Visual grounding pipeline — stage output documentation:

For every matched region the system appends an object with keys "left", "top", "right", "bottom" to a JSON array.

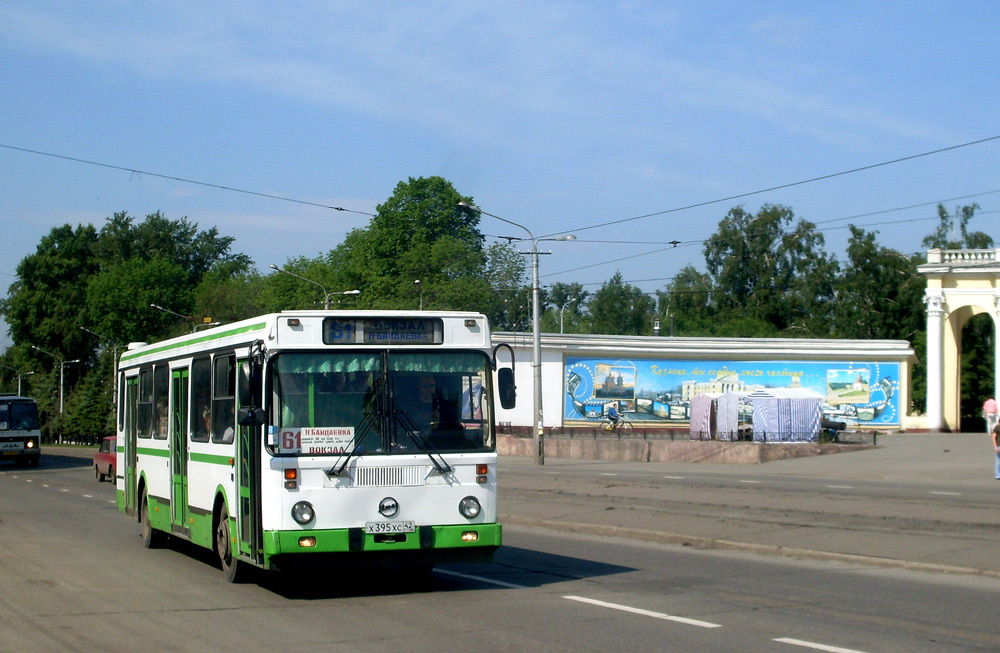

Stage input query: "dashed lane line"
[
  {"left": 563, "top": 595, "right": 722, "bottom": 628},
  {"left": 774, "top": 636, "right": 869, "bottom": 652}
]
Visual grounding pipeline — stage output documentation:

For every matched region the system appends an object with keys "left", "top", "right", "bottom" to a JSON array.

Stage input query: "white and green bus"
[{"left": 115, "top": 311, "right": 516, "bottom": 582}]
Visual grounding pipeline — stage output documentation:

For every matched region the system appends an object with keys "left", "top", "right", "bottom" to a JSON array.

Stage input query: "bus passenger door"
[
  {"left": 237, "top": 360, "right": 261, "bottom": 562},
  {"left": 124, "top": 376, "right": 138, "bottom": 516},
  {"left": 170, "top": 368, "right": 190, "bottom": 532}
]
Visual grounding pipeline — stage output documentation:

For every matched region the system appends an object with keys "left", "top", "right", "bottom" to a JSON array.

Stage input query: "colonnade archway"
[{"left": 919, "top": 248, "right": 1000, "bottom": 431}]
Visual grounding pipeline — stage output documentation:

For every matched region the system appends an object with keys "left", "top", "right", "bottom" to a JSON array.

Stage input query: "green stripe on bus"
[
  {"left": 136, "top": 447, "right": 169, "bottom": 458},
  {"left": 119, "top": 322, "right": 268, "bottom": 362},
  {"left": 189, "top": 452, "right": 234, "bottom": 466}
]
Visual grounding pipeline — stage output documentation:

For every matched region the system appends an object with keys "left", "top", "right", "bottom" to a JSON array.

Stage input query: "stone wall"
[{"left": 498, "top": 434, "right": 872, "bottom": 464}]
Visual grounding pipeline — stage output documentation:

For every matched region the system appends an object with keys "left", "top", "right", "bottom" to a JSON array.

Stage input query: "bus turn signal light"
[{"left": 284, "top": 468, "right": 298, "bottom": 489}]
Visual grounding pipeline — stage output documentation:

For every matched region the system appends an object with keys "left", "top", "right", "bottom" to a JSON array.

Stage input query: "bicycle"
[{"left": 601, "top": 415, "right": 633, "bottom": 432}]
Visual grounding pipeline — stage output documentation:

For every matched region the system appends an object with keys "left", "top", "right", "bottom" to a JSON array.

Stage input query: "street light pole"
[
  {"left": 31, "top": 345, "right": 80, "bottom": 443},
  {"left": 80, "top": 326, "right": 120, "bottom": 409},
  {"left": 458, "top": 202, "right": 576, "bottom": 465},
  {"left": 559, "top": 297, "right": 577, "bottom": 334},
  {"left": 149, "top": 303, "right": 198, "bottom": 332},
  {"left": 0, "top": 364, "right": 34, "bottom": 396},
  {"left": 270, "top": 264, "right": 360, "bottom": 309}
]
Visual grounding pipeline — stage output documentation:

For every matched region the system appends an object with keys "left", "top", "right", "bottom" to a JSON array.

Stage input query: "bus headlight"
[
  {"left": 291, "top": 501, "right": 315, "bottom": 525},
  {"left": 458, "top": 496, "right": 481, "bottom": 519}
]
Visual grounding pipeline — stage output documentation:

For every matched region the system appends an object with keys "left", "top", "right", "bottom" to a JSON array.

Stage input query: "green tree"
[
  {"left": 270, "top": 176, "right": 528, "bottom": 329},
  {"left": 542, "top": 282, "right": 587, "bottom": 333},
  {"left": 2, "top": 224, "right": 100, "bottom": 362},
  {"left": 921, "top": 204, "right": 994, "bottom": 250},
  {"left": 702, "top": 205, "right": 837, "bottom": 336},
  {"left": 659, "top": 266, "right": 715, "bottom": 336},
  {"left": 832, "top": 226, "right": 924, "bottom": 340},
  {"left": 325, "top": 177, "right": 482, "bottom": 304},
  {"left": 588, "top": 272, "right": 655, "bottom": 335}
]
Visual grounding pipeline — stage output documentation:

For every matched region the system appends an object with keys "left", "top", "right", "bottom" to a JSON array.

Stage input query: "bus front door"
[
  {"left": 124, "top": 377, "right": 138, "bottom": 516},
  {"left": 170, "top": 368, "right": 190, "bottom": 533}
]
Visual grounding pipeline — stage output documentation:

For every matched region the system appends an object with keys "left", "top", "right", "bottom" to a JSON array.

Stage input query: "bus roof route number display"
[{"left": 323, "top": 318, "right": 442, "bottom": 345}]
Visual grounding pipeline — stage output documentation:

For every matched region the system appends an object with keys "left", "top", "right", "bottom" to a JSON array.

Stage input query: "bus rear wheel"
[{"left": 216, "top": 505, "right": 249, "bottom": 583}]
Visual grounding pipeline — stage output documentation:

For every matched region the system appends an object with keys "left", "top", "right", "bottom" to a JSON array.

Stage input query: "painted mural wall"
[{"left": 564, "top": 357, "right": 901, "bottom": 427}]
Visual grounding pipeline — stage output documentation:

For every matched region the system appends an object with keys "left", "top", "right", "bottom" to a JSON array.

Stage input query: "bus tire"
[
  {"left": 216, "top": 505, "right": 249, "bottom": 583},
  {"left": 141, "top": 492, "right": 164, "bottom": 549}
]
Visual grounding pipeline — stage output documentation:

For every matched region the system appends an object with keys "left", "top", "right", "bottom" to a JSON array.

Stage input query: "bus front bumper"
[{"left": 262, "top": 523, "right": 501, "bottom": 570}]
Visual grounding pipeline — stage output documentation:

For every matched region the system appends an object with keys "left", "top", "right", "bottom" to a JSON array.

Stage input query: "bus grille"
[{"left": 353, "top": 466, "right": 424, "bottom": 487}]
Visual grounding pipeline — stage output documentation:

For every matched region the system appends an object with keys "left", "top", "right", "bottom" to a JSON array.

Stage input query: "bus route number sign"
[
  {"left": 323, "top": 318, "right": 443, "bottom": 345},
  {"left": 280, "top": 427, "right": 355, "bottom": 454}
]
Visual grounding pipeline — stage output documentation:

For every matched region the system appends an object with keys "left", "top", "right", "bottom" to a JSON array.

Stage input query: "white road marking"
[
  {"left": 82, "top": 494, "right": 93, "bottom": 498},
  {"left": 930, "top": 491, "right": 961, "bottom": 496},
  {"left": 774, "top": 636, "right": 869, "bottom": 652},
  {"left": 739, "top": 480, "right": 761, "bottom": 484},
  {"left": 600, "top": 473, "right": 618, "bottom": 477},
  {"left": 826, "top": 485, "right": 853, "bottom": 489},
  {"left": 434, "top": 568, "right": 528, "bottom": 590},
  {"left": 663, "top": 475, "right": 685, "bottom": 479},
  {"left": 563, "top": 595, "right": 721, "bottom": 628}
]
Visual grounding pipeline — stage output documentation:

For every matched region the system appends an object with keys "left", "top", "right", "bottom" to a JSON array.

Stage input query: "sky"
[{"left": 1, "top": 2, "right": 998, "bottom": 348}]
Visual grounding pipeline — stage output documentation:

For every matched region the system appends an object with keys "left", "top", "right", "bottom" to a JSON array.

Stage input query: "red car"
[{"left": 93, "top": 436, "right": 116, "bottom": 482}]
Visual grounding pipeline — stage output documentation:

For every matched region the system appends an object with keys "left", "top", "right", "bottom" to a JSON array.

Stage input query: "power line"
[
  {"left": 546, "top": 196, "right": 997, "bottom": 281},
  {"left": 541, "top": 134, "right": 1000, "bottom": 239},
  {"left": 0, "top": 143, "right": 376, "bottom": 216}
]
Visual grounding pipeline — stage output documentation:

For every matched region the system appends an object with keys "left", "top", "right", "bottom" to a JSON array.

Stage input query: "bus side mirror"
[
  {"left": 238, "top": 407, "right": 265, "bottom": 427},
  {"left": 497, "top": 367, "right": 516, "bottom": 410},
  {"left": 238, "top": 343, "right": 265, "bottom": 427}
]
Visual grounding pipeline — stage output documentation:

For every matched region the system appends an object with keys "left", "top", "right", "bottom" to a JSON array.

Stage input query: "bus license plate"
[{"left": 365, "top": 521, "right": 416, "bottom": 534}]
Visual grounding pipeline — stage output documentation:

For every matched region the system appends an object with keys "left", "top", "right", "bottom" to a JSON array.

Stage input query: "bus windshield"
[
  {"left": 269, "top": 351, "right": 493, "bottom": 456},
  {"left": 0, "top": 400, "right": 40, "bottom": 431}
]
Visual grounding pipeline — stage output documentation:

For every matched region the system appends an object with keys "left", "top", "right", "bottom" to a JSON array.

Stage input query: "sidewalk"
[{"left": 498, "top": 432, "right": 1000, "bottom": 577}]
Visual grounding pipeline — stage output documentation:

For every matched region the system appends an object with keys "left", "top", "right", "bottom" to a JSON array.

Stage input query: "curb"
[{"left": 500, "top": 514, "right": 1000, "bottom": 580}]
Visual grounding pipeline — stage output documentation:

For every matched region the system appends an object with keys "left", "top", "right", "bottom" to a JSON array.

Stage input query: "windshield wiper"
[
  {"left": 326, "top": 409, "right": 380, "bottom": 477},
  {"left": 392, "top": 410, "right": 452, "bottom": 474}
]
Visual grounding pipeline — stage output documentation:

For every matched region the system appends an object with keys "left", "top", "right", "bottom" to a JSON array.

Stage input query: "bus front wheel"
[
  {"left": 216, "top": 505, "right": 249, "bottom": 583},
  {"left": 141, "top": 492, "right": 164, "bottom": 549}
]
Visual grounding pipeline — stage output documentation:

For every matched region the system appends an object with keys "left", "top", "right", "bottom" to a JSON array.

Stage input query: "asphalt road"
[
  {"left": 499, "top": 432, "right": 1000, "bottom": 576},
  {"left": 2, "top": 436, "right": 999, "bottom": 652}
]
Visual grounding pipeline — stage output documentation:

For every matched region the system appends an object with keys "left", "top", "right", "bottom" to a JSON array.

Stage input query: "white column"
[
  {"left": 994, "top": 295, "right": 1000, "bottom": 408},
  {"left": 924, "top": 293, "right": 946, "bottom": 431}
]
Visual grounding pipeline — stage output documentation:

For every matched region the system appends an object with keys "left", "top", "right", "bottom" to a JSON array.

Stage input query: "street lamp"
[
  {"left": 458, "top": 201, "right": 576, "bottom": 465},
  {"left": 559, "top": 297, "right": 577, "bottom": 334},
  {"left": 414, "top": 279, "right": 423, "bottom": 310},
  {"left": 30, "top": 345, "right": 81, "bottom": 442},
  {"left": 269, "top": 264, "right": 361, "bottom": 309},
  {"left": 0, "top": 364, "right": 34, "bottom": 396},
  {"left": 80, "top": 326, "right": 120, "bottom": 408},
  {"left": 150, "top": 303, "right": 194, "bottom": 332},
  {"left": 150, "top": 304, "right": 221, "bottom": 333}
]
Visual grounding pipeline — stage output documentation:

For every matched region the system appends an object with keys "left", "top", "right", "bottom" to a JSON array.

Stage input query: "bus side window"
[
  {"left": 137, "top": 368, "right": 153, "bottom": 439},
  {"left": 153, "top": 365, "right": 169, "bottom": 440},
  {"left": 212, "top": 354, "right": 236, "bottom": 444},
  {"left": 190, "top": 357, "right": 211, "bottom": 443}
]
